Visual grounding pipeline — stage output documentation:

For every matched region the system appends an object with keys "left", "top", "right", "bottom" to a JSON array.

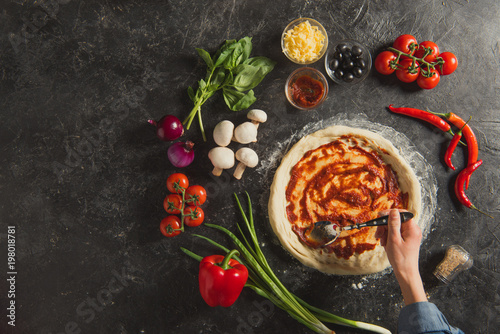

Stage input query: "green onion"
[{"left": 181, "top": 192, "right": 391, "bottom": 334}]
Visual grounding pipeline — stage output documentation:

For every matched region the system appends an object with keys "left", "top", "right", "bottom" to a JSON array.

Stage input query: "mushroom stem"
[
  {"left": 251, "top": 120, "right": 260, "bottom": 129},
  {"left": 233, "top": 162, "right": 247, "bottom": 179},
  {"left": 212, "top": 167, "right": 223, "bottom": 176}
]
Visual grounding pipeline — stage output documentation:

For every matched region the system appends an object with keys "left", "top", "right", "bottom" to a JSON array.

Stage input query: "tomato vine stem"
[{"left": 387, "top": 46, "right": 442, "bottom": 78}]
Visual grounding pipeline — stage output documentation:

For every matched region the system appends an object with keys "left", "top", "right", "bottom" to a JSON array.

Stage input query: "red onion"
[
  {"left": 148, "top": 115, "right": 184, "bottom": 141},
  {"left": 168, "top": 141, "right": 195, "bottom": 167}
]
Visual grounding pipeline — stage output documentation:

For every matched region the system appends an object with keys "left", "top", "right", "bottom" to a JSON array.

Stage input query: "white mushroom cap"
[
  {"left": 213, "top": 120, "right": 234, "bottom": 147},
  {"left": 247, "top": 109, "right": 267, "bottom": 128},
  {"left": 233, "top": 122, "right": 257, "bottom": 144},
  {"left": 208, "top": 147, "right": 235, "bottom": 176},
  {"left": 233, "top": 147, "right": 259, "bottom": 180}
]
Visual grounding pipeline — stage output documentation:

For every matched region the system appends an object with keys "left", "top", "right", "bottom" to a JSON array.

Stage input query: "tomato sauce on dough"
[{"left": 285, "top": 135, "right": 408, "bottom": 259}]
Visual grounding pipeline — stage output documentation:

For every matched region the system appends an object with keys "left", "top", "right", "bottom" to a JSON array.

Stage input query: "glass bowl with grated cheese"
[{"left": 282, "top": 18, "right": 328, "bottom": 65}]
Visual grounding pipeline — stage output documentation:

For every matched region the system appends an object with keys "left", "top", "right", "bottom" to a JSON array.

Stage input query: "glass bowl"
[
  {"left": 285, "top": 67, "right": 329, "bottom": 110},
  {"left": 324, "top": 39, "right": 372, "bottom": 85},
  {"left": 281, "top": 18, "right": 328, "bottom": 65}
]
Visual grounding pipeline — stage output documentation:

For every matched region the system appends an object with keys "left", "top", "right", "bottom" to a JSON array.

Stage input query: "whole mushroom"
[
  {"left": 247, "top": 109, "right": 267, "bottom": 129},
  {"left": 233, "top": 147, "right": 259, "bottom": 179},
  {"left": 213, "top": 120, "right": 234, "bottom": 147},
  {"left": 208, "top": 147, "right": 235, "bottom": 176},
  {"left": 233, "top": 122, "right": 257, "bottom": 144}
]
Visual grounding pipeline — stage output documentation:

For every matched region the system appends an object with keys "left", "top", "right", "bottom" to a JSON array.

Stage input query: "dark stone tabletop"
[{"left": 1, "top": 1, "right": 499, "bottom": 333}]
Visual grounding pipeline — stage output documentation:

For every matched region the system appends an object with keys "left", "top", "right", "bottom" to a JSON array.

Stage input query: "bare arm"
[{"left": 375, "top": 209, "right": 427, "bottom": 305}]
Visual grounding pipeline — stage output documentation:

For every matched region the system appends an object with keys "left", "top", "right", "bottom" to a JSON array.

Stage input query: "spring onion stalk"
[{"left": 181, "top": 192, "right": 391, "bottom": 334}]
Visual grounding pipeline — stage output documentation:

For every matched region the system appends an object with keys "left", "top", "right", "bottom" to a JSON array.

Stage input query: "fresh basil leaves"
[{"left": 183, "top": 37, "right": 276, "bottom": 141}]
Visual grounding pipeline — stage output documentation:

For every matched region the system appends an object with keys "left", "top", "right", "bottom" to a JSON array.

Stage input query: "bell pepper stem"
[{"left": 220, "top": 249, "right": 240, "bottom": 270}]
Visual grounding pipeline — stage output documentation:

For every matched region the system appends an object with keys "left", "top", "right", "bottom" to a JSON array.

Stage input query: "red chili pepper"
[
  {"left": 454, "top": 160, "right": 493, "bottom": 218},
  {"left": 428, "top": 111, "right": 478, "bottom": 189},
  {"left": 388, "top": 105, "right": 454, "bottom": 135},
  {"left": 444, "top": 117, "right": 471, "bottom": 171},
  {"left": 199, "top": 249, "right": 248, "bottom": 307}
]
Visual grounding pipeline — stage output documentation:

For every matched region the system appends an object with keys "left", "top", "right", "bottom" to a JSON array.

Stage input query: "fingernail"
[{"left": 389, "top": 209, "right": 399, "bottom": 219}]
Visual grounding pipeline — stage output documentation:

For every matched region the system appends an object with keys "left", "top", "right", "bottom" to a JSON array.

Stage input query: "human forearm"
[{"left": 394, "top": 269, "right": 427, "bottom": 305}]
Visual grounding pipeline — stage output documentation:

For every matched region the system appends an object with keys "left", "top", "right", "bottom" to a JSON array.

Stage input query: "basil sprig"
[{"left": 183, "top": 37, "right": 276, "bottom": 141}]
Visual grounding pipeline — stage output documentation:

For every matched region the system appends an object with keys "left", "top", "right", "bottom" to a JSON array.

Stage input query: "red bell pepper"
[{"left": 199, "top": 249, "right": 248, "bottom": 307}]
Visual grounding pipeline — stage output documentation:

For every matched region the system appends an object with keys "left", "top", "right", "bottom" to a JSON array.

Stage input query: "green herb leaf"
[
  {"left": 227, "top": 42, "right": 243, "bottom": 69},
  {"left": 198, "top": 79, "right": 207, "bottom": 90},
  {"left": 213, "top": 39, "right": 236, "bottom": 61},
  {"left": 196, "top": 48, "right": 214, "bottom": 69},
  {"left": 187, "top": 86, "right": 195, "bottom": 101},
  {"left": 244, "top": 56, "right": 277, "bottom": 74},
  {"left": 208, "top": 68, "right": 227, "bottom": 91},
  {"left": 233, "top": 63, "right": 276, "bottom": 92},
  {"left": 214, "top": 40, "right": 238, "bottom": 68},
  {"left": 238, "top": 36, "right": 253, "bottom": 64},
  {"left": 223, "top": 88, "right": 256, "bottom": 111},
  {"left": 223, "top": 70, "right": 234, "bottom": 86}
]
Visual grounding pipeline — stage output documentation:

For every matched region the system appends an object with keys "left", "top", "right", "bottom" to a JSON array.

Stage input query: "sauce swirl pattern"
[{"left": 285, "top": 135, "right": 408, "bottom": 259}]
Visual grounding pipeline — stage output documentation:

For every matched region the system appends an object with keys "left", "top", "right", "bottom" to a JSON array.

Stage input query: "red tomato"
[
  {"left": 166, "top": 173, "right": 189, "bottom": 193},
  {"left": 183, "top": 206, "right": 204, "bottom": 227},
  {"left": 437, "top": 52, "right": 458, "bottom": 75},
  {"left": 417, "top": 69, "right": 440, "bottom": 89},
  {"left": 396, "top": 59, "right": 420, "bottom": 83},
  {"left": 414, "top": 41, "right": 440, "bottom": 63},
  {"left": 374, "top": 51, "right": 398, "bottom": 75},
  {"left": 160, "top": 216, "right": 182, "bottom": 237},
  {"left": 185, "top": 185, "right": 207, "bottom": 206},
  {"left": 393, "top": 34, "right": 418, "bottom": 56},
  {"left": 163, "top": 194, "right": 182, "bottom": 214}
]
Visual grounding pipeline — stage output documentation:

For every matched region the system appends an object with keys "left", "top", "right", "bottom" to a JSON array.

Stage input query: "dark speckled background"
[{"left": 1, "top": 1, "right": 499, "bottom": 333}]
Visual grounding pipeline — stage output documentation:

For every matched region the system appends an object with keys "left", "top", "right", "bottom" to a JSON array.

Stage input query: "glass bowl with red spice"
[{"left": 285, "top": 67, "right": 329, "bottom": 110}]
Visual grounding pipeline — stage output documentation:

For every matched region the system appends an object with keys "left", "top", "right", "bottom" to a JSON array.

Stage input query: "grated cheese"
[{"left": 284, "top": 20, "right": 326, "bottom": 63}]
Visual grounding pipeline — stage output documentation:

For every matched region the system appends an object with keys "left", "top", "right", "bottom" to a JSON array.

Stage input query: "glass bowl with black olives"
[{"left": 324, "top": 40, "right": 372, "bottom": 85}]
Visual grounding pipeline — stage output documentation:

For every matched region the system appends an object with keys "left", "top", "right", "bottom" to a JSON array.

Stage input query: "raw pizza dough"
[{"left": 268, "top": 125, "right": 422, "bottom": 275}]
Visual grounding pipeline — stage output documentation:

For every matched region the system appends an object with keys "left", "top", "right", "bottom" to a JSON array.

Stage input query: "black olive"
[
  {"left": 355, "top": 58, "right": 366, "bottom": 69},
  {"left": 334, "top": 69, "right": 344, "bottom": 80},
  {"left": 352, "top": 45, "right": 363, "bottom": 57},
  {"left": 343, "top": 60, "right": 354, "bottom": 70},
  {"left": 329, "top": 58, "right": 339, "bottom": 71},
  {"left": 336, "top": 43, "right": 349, "bottom": 53},
  {"left": 333, "top": 51, "right": 344, "bottom": 62},
  {"left": 353, "top": 67, "right": 363, "bottom": 78},
  {"left": 343, "top": 72, "right": 354, "bottom": 82},
  {"left": 342, "top": 50, "right": 352, "bottom": 60}
]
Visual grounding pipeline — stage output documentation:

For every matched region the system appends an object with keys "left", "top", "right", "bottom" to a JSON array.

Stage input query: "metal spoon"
[{"left": 306, "top": 212, "right": 414, "bottom": 247}]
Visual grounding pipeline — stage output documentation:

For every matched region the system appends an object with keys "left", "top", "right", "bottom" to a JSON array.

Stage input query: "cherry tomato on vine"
[
  {"left": 166, "top": 173, "right": 189, "bottom": 193},
  {"left": 396, "top": 59, "right": 420, "bottom": 83},
  {"left": 183, "top": 206, "right": 205, "bottom": 227},
  {"left": 160, "top": 216, "right": 182, "bottom": 237},
  {"left": 393, "top": 34, "right": 418, "bottom": 57},
  {"left": 185, "top": 185, "right": 207, "bottom": 206},
  {"left": 417, "top": 69, "right": 440, "bottom": 89},
  {"left": 437, "top": 52, "right": 458, "bottom": 75},
  {"left": 374, "top": 51, "right": 398, "bottom": 75},
  {"left": 163, "top": 194, "right": 182, "bottom": 214},
  {"left": 414, "top": 41, "right": 440, "bottom": 63}
]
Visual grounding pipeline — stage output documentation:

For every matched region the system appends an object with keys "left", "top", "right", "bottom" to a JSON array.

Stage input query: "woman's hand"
[{"left": 375, "top": 209, "right": 427, "bottom": 305}]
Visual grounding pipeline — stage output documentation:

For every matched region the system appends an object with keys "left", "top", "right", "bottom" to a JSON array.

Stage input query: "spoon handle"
[{"left": 344, "top": 212, "right": 414, "bottom": 230}]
